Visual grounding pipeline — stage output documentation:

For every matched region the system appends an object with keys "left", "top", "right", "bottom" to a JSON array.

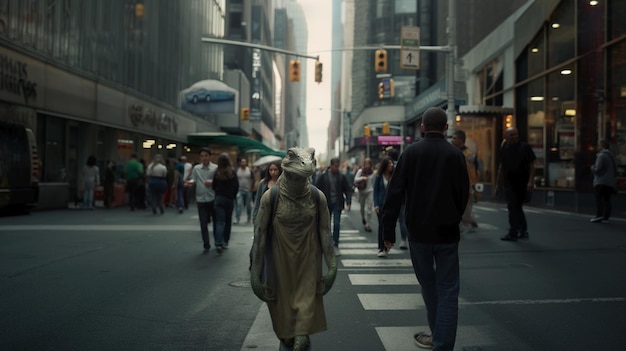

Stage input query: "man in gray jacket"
[{"left": 590, "top": 139, "right": 618, "bottom": 222}]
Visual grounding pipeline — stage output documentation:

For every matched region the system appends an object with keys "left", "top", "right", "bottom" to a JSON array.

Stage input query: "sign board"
[{"left": 400, "top": 26, "right": 420, "bottom": 70}]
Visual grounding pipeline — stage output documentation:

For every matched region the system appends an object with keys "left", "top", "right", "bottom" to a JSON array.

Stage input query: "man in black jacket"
[
  {"left": 382, "top": 107, "right": 469, "bottom": 350},
  {"left": 315, "top": 157, "right": 352, "bottom": 256}
]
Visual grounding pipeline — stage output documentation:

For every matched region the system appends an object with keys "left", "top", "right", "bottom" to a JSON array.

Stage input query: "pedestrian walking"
[
  {"left": 590, "top": 139, "right": 618, "bottom": 223},
  {"left": 387, "top": 147, "right": 409, "bottom": 249},
  {"left": 81, "top": 155, "right": 100, "bottom": 210},
  {"left": 252, "top": 160, "right": 282, "bottom": 226},
  {"left": 124, "top": 154, "right": 143, "bottom": 211},
  {"left": 212, "top": 153, "right": 238, "bottom": 254},
  {"left": 315, "top": 157, "right": 352, "bottom": 256},
  {"left": 187, "top": 147, "right": 218, "bottom": 251},
  {"left": 182, "top": 156, "right": 193, "bottom": 209},
  {"left": 496, "top": 127, "right": 536, "bottom": 241},
  {"left": 146, "top": 154, "right": 167, "bottom": 215},
  {"left": 354, "top": 158, "right": 375, "bottom": 232},
  {"left": 452, "top": 130, "right": 479, "bottom": 231},
  {"left": 373, "top": 157, "right": 394, "bottom": 257},
  {"left": 381, "top": 107, "right": 469, "bottom": 350},
  {"left": 235, "top": 158, "right": 255, "bottom": 224},
  {"left": 174, "top": 156, "right": 186, "bottom": 213}
]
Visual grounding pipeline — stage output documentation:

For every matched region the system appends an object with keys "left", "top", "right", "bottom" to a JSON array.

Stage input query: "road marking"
[
  {"left": 337, "top": 243, "right": 377, "bottom": 248},
  {"left": 338, "top": 249, "right": 407, "bottom": 256},
  {"left": 358, "top": 293, "right": 425, "bottom": 310},
  {"left": 349, "top": 273, "right": 418, "bottom": 285},
  {"left": 376, "top": 325, "right": 493, "bottom": 351},
  {"left": 342, "top": 259, "right": 413, "bottom": 267}
]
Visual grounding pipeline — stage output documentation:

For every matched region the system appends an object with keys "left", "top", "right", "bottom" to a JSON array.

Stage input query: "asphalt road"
[{"left": 1, "top": 200, "right": 625, "bottom": 350}]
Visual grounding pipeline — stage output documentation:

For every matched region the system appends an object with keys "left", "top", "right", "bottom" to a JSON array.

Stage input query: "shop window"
[
  {"left": 608, "top": 41, "right": 626, "bottom": 190},
  {"left": 545, "top": 69, "right": 576, "bottom": 188},
  {"left": 547, "top": 1, "right": 575, "bottom": 69},
  {"left": 454, "top": 116, "right": 496, "bottom": 184},
  {"left": 527, "top": 79, "right": 546, "bottom": 186}
]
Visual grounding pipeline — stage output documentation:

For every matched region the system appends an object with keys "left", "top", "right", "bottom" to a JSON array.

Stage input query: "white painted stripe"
[
  {"left": 358, "top": 293, "right": 424, "bottom": 310},
  {"left": 340, "top": 229, "right": 361, "bottom": 234},
  {"left": 338, "top": 249, "right": 407, "bottom": 256},
  {"left": 462, "top": 297, "right": 626, "bottom": 305},
  {"left": 338, "top": 236, "right": 369, "bottom": 241},
  {"left": 349, "top": 274, "right": 418, "bottom": 285},
  {"left": 342, "top": 259, "right": 413, "bottom": 267},
  {"left": 376, "top": 325, "right": 492, "bottom": 351},
  {"left": 338, "top": 243, "right": 378, "bottom": 248},
  {"left": 240, "top": 304, "right": 277, "bottom": 351}
]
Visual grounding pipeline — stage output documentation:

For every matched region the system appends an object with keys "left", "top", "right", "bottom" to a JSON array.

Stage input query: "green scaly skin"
[{"left": 249, "top": 147, "right": 337, "bottom": 347}]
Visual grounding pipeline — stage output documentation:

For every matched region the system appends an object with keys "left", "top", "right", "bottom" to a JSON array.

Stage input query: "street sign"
[{"left": 400, "top": 26, "right": 420, "bottom": 70}]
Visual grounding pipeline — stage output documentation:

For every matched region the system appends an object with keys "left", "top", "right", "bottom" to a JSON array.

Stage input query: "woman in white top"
[
  {"left": 353, "top": 158, "right": 375, "bottom": 231},
  {"left": 82, "top": 156, "right": 100, "bottom": 209},
  {"left": 147, "top": 154, "right": 168, "bottom": 215}
]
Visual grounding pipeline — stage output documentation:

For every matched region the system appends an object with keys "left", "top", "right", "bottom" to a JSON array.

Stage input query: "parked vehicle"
[{"left": 0, "top": 121, "right": 39, "bottom": 212}]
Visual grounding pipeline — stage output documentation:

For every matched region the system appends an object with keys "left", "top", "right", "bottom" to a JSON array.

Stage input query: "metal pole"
[{"left": 446, "top": 0, "right": 457, "bottom": 138}]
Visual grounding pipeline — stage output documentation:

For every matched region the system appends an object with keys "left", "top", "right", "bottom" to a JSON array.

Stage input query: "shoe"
[
  {"left": 413, "top": 332, "right": 433, "bottom": 349},
  {"left": 203, "top": 244, "right": 211, "bottom": 251},
  {"left": 362, "top": 218, "right": 366, "bottom": 225},
  {"left": 364, "top": 225, "right": 372, "bottom": 232},
  {"left": 500, "top": 234, "right": 518, "bottom": 241},
  {"left": 590, "top": 217, "right": 603, "bottom": 223},
  {"left": 216, "top": 246, "right": 223, "bottom": 254},
  {"left": 223, "top": 243, "right": 229, "bottom": 249},
  {"left": 518, "top": 232, "right": 529, "bottom": 240},
  {"left": 333, "top": 247, "right": 341, "bottom": 256},
  {"left": 399, "top": 240, "right": 408, "bottom": 249},
  {"left": 178, "top": 208, "right": 183, "bottom": 214},
  {"left": 377, "top": 249, "right": 387, "bottom": 257}
]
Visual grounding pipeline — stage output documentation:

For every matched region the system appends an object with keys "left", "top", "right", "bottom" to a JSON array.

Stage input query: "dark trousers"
[
  {"left": 127, "top": 178, "right": 140, "bottom": 209},
  {"left": 197, "top": 201, "right": 216, "bottom": 249},
  {"left": 505, "top": 185, "right": 527, "bottom": 235},
  {"left": 103, "top": 182, "right": 114, "bottom": 208},
  {"left": 594, "top": 185, "right": 613, "bottom": 219},
  {"left": 376, "top": 211, "right": 384, "bottom": 251},
  {"left": 214, "top": 195, "right": 234, "bottom": 246}
]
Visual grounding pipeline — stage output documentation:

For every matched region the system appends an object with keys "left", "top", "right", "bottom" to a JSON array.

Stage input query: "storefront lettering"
[
  {"left": 0, "top": 55, "right": 37, "bottom": 104},
  {"left": 128, "top": 104, "right": 179, "bottom": 134}
]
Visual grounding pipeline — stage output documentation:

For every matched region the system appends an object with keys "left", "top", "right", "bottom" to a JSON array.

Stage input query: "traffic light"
[
  {"left": 289, "top": 60, "right": 301, "bottom": 82},
  {"left": 315, "top": 61, "right": 323, "bottom": 83},
  {"left": 375, "top": 49, "right": 387, "bottom": 73},
  {"left": 378, "top": 82, "right": 384, "bottom": 99},
  {"left": 382, "top": 122, "right": 390, "bottom": 135},
  {"left": 363, "top": 125, "right": 371, "bottom": 137},
  {"left": 135, "top": 3, "right": 144, "bottom": 17},
  {"left": 240, "top": 107, "right": 250, "bottom": 121}
]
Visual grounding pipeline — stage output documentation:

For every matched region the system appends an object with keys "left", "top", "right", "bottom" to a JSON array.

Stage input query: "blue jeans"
[
  {"left": 83, "top": 183, "right": 95, "bottom": 208},
  {"left": 214, "top": 195, "right": 234, "bottom": 246},
  {"left": 329, "top": 202, "right": 342, "bottom": 247},
  {"left": 398, "top": 202, "right": 408, "bottom": 241},
  {"left": 236, "top": 190, "right": 253, "bottom": 222},
  {"left": 176, "top": 185, "right": 185, "bottom": 210},
  {"left": 197, "top": 201, "right": 216, "bottom": 249},
  {"left": 409, "top": 241, "right": 459, "bottom": 351}
]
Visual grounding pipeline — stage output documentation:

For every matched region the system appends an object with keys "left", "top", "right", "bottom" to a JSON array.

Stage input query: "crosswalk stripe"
[
  {"left": 376, "top": 325, "right": 493, "bottom": 351},
  {"left": 349, "top": 273, "right": 418, "bottom": 285},
  {"left": 342, "top": 259, "right": 413, "bottom": 267},
  {"left": 338, "top": 249, "right": 407, "bottom": 255},
  {"left": 337, "top": 243, "right": 377, "bottom": 248},
  {"left": 358, "top": 293, "right": 424, "bottom": 310}
]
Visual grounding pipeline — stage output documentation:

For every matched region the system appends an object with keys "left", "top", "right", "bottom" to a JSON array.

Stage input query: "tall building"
[{"left": 0, "top": 0, "right": 228, "bottom": 207}]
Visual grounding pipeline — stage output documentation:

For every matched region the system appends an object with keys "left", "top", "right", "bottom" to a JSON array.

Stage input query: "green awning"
[{"left": 187, "top": 133, "right": 286, "bottom": 157}]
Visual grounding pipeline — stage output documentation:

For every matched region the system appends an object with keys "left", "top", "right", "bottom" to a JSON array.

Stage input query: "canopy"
[
  {"left": 252, "top": 155, "right": 283, "bottom": 166},
  {"left": 187, "top": 133, "right": 286, "bottom": 157}
]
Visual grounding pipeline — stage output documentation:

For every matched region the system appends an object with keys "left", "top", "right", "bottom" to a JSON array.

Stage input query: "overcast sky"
[{"left": 298, "top": 0, "right": 332, "bottom": 158}]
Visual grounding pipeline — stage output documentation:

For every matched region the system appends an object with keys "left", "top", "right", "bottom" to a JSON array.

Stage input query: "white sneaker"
[
  {"left": 377, "top": 249, "right": 387, "bottom": 257},
  {"left": 399, "top": 240, "right": 408, "bottom": 249},
  {"left": 333, "top": 247, "right": 341, "bottom": 256}
]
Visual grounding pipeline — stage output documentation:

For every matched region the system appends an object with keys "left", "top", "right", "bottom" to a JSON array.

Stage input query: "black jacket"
[
  {"left": 314, "top": 169, "right": 352, "bottom": 210},
  {"left": 381, "top": 133, "right": 469, "bottom": 244}
]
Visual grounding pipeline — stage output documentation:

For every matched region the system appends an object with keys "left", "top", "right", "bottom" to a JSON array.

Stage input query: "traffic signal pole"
[{"left": 201, "top": 37, "right": 319, "bottom": 61}]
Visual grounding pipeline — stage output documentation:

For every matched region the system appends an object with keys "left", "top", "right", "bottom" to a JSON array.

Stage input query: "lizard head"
[{"left": 281, "top": 147, "right": 317, "bottom": 179}]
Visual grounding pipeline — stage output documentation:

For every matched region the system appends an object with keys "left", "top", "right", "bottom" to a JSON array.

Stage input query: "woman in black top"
[{"left": 212, "top": 153, "right": 239, "bottom": 254}]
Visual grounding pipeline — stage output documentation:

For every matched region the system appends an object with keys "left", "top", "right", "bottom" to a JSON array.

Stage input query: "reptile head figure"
[{"left": 281, "top": 147, "right": 317, "bottom": 179}]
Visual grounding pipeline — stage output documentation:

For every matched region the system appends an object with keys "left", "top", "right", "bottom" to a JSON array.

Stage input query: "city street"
[{"left": 1, "top": 199, "right": 625, "bottom": 350}]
